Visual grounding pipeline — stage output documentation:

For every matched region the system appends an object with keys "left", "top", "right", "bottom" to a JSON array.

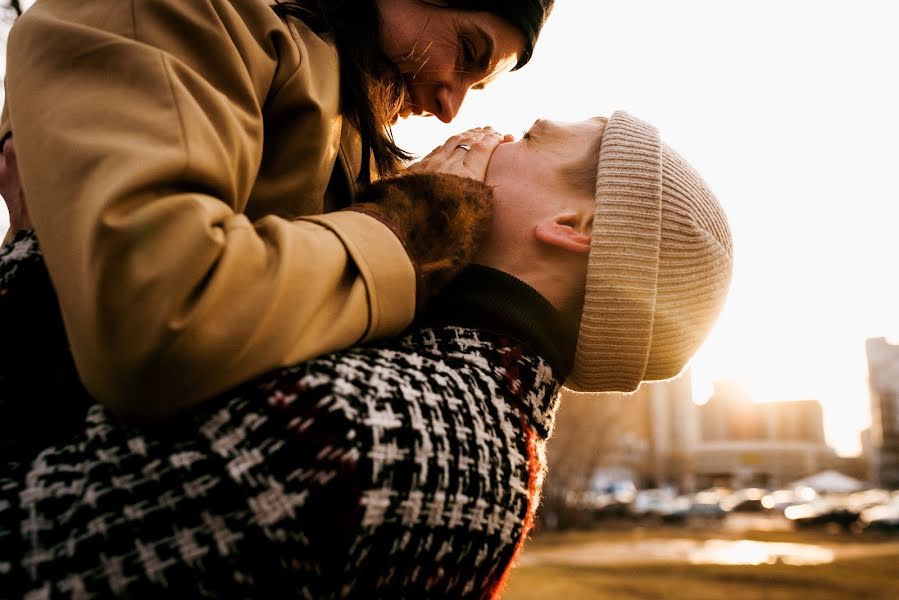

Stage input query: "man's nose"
[{"left": 433, "top": 83, "right": 468, "bottom": 123}]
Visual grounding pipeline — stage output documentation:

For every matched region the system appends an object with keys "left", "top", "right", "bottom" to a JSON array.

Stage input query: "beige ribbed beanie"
[{"left": 566, "top": 112, "right": 733, "bottom": 393}]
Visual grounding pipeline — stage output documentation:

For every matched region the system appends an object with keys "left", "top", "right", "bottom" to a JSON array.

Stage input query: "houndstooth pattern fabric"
[
  {"left": 0, "top": 229, "right": 41, "bottom": 289},
  {"left": 0, "top": 321, "right": 560, "bottom": 598}
]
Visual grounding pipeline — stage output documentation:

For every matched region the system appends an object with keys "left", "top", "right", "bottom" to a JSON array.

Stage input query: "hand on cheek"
[{"left": 405, "top": 127, "right": 512, "bottom": 181}]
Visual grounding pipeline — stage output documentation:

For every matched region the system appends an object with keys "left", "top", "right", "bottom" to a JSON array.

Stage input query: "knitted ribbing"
[{"left": 566, "top": 112, "right": 733, "bottom": 393}]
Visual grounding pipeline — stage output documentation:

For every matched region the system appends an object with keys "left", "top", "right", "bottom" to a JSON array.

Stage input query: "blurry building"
[
  {"left": 548, "top": 374, "right": 840, "bottom": 495},
  {"left": 860, "top": 427, "right": 875, "bottom": 481},
  {"left": 867, "top": 337, "right": 899, "bottom": 488},
  {"left": 642, "top": 374, "right": 699, "bottom": 490},
  {"left": 545, "top": 372, "right": 698, "bottom": 496},
  {"left": 694, "top": 381, "right": 833, "bottom": 488},
  {"left": 827, "top": 454, "right": 869, "bottom": 483},
  {"left": 590, "top": 373, "right": 698, "bottom": 490}
]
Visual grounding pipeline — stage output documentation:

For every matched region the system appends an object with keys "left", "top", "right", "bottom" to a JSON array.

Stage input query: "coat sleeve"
[{"left": 3, "top": 0, "right": 415, "bottom": 420}]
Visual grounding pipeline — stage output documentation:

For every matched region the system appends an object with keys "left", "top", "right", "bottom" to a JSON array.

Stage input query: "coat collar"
[{"left": 422, "top": 265, "right": 572, "bottom": 438}]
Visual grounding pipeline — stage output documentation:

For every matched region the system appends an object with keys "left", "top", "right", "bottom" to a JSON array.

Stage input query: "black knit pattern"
[
  {"left": 0, "top": 231, "right": 563, "bottom": 597},
  {"left": 0, "top": 231, "right": 93, "bottom": 461},
  {"left": 1, "top": 323, "right": 559, "bottom": 598}
]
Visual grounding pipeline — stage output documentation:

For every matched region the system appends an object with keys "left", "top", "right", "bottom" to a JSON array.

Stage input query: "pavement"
[{"left": 519, "top": 536, "right": 899, "bottom": 567}]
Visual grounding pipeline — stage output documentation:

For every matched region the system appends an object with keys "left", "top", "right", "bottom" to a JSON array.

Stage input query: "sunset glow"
[{"left": 391, "top": 0, "right": 899, "bottom": 456}]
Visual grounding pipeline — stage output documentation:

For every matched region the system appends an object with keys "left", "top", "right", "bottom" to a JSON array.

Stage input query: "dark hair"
[
  {"left": 272, "top": 0, "right": 553, "bottom": 183},
  {"left": 421, "top": 1, "right": 554, "bottom": 70},
  {"left": 273, "top": 0, "right": 410, "bottom": 182}
]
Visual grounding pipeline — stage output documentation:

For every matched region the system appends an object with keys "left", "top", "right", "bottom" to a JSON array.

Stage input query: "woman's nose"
[{"left": 433, "top": 83, "right": 468, "bottom": 123}]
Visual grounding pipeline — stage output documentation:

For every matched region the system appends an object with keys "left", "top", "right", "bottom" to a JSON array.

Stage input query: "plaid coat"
[{"left": 0, "top": 234, "right": 565, "bottom": 599}]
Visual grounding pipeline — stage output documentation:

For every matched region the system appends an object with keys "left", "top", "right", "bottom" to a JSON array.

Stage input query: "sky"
[
  {"left": 2, "top": 1, "right": 897, "bottom": 455},
  {"left": 391, "top": 0, "right": 899, "bottom": 457}
]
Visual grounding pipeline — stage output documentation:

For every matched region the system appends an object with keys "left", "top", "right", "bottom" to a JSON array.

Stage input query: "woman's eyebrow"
[{"left": 473, "top": 25, "right": 495, "bottom": 73}]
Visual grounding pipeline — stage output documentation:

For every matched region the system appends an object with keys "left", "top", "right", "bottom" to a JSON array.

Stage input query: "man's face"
[{"left": 483, "top": 117, "right": 607, "bottom": 243}]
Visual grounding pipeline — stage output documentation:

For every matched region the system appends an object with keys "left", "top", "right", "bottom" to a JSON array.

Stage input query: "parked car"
[
  {"left": 721, "top": 488, "right": 768, "bottom": 512},
  {"left": 565, "top": 478, "right": 637, "bottom": 520},
  {"left": 686, "top": 490, "right": 729, "bottom": 519},
  {"left": 784, "top": 498, "right": 858, "bottom": 529},
  {"left": 762, "top": 487, "right": 817, "bottom": 512},
  {"left": 848, "top": 489, "right": 892, "bottom": 513},
  {"left": 859, "top": 497, "right": 899, "bottom": 532},
  {"left": 656, "top": 495, "right": 693, "bottom": 522},
  {"left": 630, "top": 488, "right": 678, "bottom": 518}
]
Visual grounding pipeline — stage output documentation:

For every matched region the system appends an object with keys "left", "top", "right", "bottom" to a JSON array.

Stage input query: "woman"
[{"left": 0, "top": 0, "right": 553, "bottom": 421}]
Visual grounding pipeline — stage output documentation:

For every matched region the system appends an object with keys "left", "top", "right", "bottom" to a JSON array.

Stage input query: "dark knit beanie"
[{"left": 424, "top": 1, "right": 554, "bottom": 69}]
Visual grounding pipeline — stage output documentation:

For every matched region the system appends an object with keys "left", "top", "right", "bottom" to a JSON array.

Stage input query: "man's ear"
[{"left": 534, "top": 212, "right": 592, "bottom": 254}]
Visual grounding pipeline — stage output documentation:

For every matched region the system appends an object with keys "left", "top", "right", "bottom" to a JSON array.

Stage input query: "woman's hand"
[
  {"left": 349, "top": 173, "right": 494, "bottom": 310},
  {"left": 405, "top": 126, "right": 513, "bottom": 181},
  {"left": 0, "top": 138, "right": 32, "bottom": 232}
]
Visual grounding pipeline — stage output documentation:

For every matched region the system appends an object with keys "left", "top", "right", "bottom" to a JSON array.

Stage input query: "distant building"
[
  {"left": 694, "top": 382, "right": 833, "bottom": 488},
  {"left": 549, "top": 372, "right": 698, "bottom": 493},
  {"left": 643, "top": 374, "right": 698, "bottom": 490},
  {"left": 827, "top": 454, "right": 869, "bottom": 483},
  {"left": 861, "top": 427, "right": 875, "bottom": 481},
  {"left": 866, "top": 337, "right": 899, "bottom": 488},
  {"left": 548, "top": 374, "right": 839, "bottom": 494}
]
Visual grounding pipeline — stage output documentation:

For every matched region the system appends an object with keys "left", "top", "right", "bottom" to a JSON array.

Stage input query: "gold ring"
[{"left": 455, "top": 144, "right": 472, "bottom": 152}]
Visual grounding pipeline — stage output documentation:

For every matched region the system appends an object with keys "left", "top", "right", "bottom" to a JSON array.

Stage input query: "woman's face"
[{"left": 378, "top": 0, "right": 527, "bottom": 123}]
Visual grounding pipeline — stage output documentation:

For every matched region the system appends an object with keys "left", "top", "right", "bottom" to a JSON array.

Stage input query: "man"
[{"left": 0, "top": 112, "right": 732, "bottom": 598}]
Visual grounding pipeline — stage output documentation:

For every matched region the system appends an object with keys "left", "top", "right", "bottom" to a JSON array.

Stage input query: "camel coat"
[{"left": 0, "top": 0, "right": 416, "bottom": 419}]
